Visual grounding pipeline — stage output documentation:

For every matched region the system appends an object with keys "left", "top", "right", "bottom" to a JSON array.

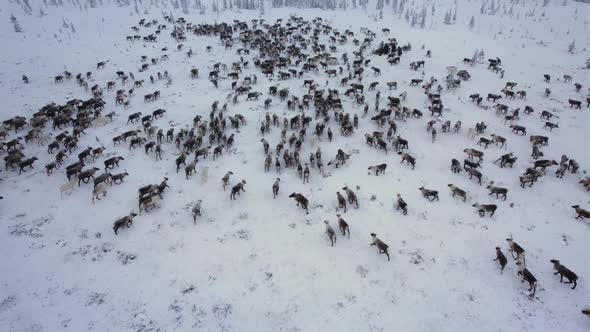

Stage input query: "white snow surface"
[{"left": 1, "top": 1, "right": 590, "bottom": 331}]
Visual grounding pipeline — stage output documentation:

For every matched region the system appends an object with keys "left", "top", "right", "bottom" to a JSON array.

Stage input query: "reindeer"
[
  {"left": 487, "top": 183, "right": 508, "bottom": 200},
  {"left": 451, "top": 159, "right": 462, "bottom": 173},
  {"left": 172, "top": 152, "right": 187, "bottom": 172},
  {"left": 104, "top": 156, "right": 124, "bottom": 171},
  {"left": 45, "top": 162, "right": 58, "bottom": 175},
  {"left": 92, "top": 182, "right": 107, "bottom": 203},
  {"left": 230, "top": 180, "right": 246, "bottom": 200},
  {"left": 324, "top": 221, "right": 337, "bottom": 246},
  {"left": 466, "top": 167, "right": 483, "bottom": 185},
  {"left": 531, "top": 145, "right": 543, "bottom": 160},
  {"left": 464, "top": 148, "right": 484, "bottom": 163},
  {"left": 550, "top": 259, "right": 578, "bottom": 289},
  {"left": 579, "top": 178, "right": 590, "bottom": 191},
  {"left": 398, "top": 152, "right": 416, "bottom": 169},
  {"left": 343, "top": 186, "right": 359, "bottom": 209},
  {"left": 113, "top": 212, "right": 137, "bottom": 235},
  {"left": 494, "top": 247, "right": 508, "bottom": 273},
  {"left": 533, "top": 159, "right": 558, "bottom": 171},
  {"left": 18, "top": 157, "right": 38, "bottom": 175},
  {"left": 419, "top": 187, "right": 439, "bottom": 201},
  {"left": 272, "top": 178, "right": 280, "bottom": 199},
  {"left": 370, "top": 233, "right": 390, "bottom": 261},
  {"left": 303, "top": 164, "right": 310, "bottom": 183},
  {"left": 506, "top": 238, "right": 525, "bottom": 265},
  {"left": 192, "top": 200, "right": 202, "bottom": 224},
  {"left": 185, "top": 159, "right": 197, "bottom": 179},
  {"left": 520, "top": 171, "right": 541, "bottom": 188},
  {"left": 516, "top": 262, "right": 537, "bottom": 296},
  {"left": 337, "top": 214, "right": 350, "bottom": 238},
  {"left": 368, "top": 163, "right": 387, "bottom": 175},
  {"left": 289, "top": 193, "right": 309, "bottom": 214},
  {"left": 337, "top": 191, "right": 347, "bottom": 212},
  {"left": 447, "top": 184, "right": 467, "bottom": 201},
  {"left": 490, "top": 134, "right": 506, "bottom": 148},
  {"left": 509, "top": 125, "right": 526, "bottom": 136},
  {"left": 396, "top": 194, "right": 408, "bottom": 215},
  {"left": 572, "top": 205, "right": 590, "bottom": 220},
  {"left": 111, "top": 171, "right": 129, "bottom": 184},
  {"left": 472, "top": 203, "right": 497, "bottom": 217},
  {"left": 78, "top": 167, "right": 100, "bottom": 185},
  {"left": 93, "top": 172, "right": 112, "bottom": 189}
]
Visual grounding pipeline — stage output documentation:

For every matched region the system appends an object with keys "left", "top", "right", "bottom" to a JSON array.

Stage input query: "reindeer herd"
[{"left": 2, "top": 15, "right": 589, "bottom": 310}]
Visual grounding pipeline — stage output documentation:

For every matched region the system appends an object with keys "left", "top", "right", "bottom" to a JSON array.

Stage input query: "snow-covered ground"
[{"left": 1, "top": 1, "right": 589, "bottom": 331}]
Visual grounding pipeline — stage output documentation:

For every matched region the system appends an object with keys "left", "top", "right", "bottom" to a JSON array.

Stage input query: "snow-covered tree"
[
  {"left": 568, "top": 40, "right": 575, "bottom": 54},
  {"left": 376, "top": 0, "right": 383, "bottom": 17},
  {"left": 20, "top": 0, "right": 33, "bottom": 14},
  {"left": 469, "top": 15, "right": 474, "bottom": 29},
  {"left": 543, "top": 0, "right": 550, "bottom": 6},
  {"left": 443, "top": 10, "right": 452, "bottom": 24},
  {"left": 10, "top": 15, "right": 23, "bottom": 33},
  {"left": 180, "top": 0, "right": 190, "bottom": 13},
  {"left": 585, "top": 58, "right": 590, "bottom": 69},
  {"left": 471, "top": 49, "right": 478, "bottom": 63},
  {"left": 420, "top": 6, "right": 427, "bottom": 28}
]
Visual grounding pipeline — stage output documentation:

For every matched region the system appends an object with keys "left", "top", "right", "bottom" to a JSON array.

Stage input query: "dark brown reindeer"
[
  {"left": 343, "top": 186, "right": 359, "bottom": 208},
  {"left": 447, "top": 184, "right": 467, "bottom": 201},
  {"left": 289, "top": 192, "right": 309, "bottom": 214},
  {"left": 550, "top": 259, "right": 578, "bottom": 290},
  {"left": 370, "top": 233, "right": 390, "bottom": 261},
  {"left": 506, "top": 238, "right": 525, "bottom": 265},
  {"left": 272, "top": 178, "right": 280, "bottom": 199},
  {"left": 516, "top": 261, "right": 537, "bottom": 296},
  {"left": 396, "top": 194, "right": 408, "bottom": 215},
  {"left": 113, "top": 212, "right": 137, "bottom": 235},
  {"left": 368, "top": 163, "right": 387, "bottom": 175},
  {"left": 230, "top": 180, "right": 246, "bottom": 200},
  {"left": 572, "top": 205, "right": 590, "bottom": 220},
  {"left": 337, "top": 214, "right": 350, "bottom": 238},
  {"left": 494, "top": 247, "right": 508, "bottom": 273},
  {"left": 419, "top": 186, "right": 439, "bottom": 201},
  {"left": 472, "top": 203, "right": 497, "bottom": 217},
  {"left": 487, "top": 183, "right": 508, "bottom": 200},
  {"left": 336, "top": 191, "right": 347, "bottom": 212}
]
